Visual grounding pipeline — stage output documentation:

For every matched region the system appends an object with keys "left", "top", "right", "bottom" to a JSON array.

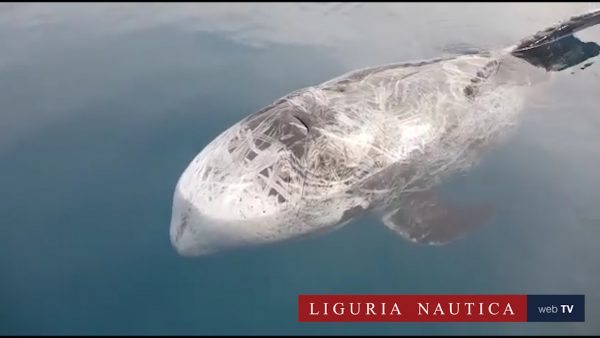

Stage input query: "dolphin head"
[{"left": 169, "top": 98, "right": 317, "bottom": 257}]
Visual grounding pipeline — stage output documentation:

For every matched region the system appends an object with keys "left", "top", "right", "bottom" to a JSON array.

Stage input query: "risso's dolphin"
[{"left": 170, "top": 9, "right": 600, "bottom": 256}]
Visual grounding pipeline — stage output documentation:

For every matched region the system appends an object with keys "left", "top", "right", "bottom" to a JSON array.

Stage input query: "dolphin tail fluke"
[{"left": 511, "top": 9, "right": 600, "bottom": 71}]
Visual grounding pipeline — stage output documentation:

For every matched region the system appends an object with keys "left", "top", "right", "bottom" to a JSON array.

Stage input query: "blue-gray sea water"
[{"left": 1, "top": 3, "right": 600, "bottom": 335}]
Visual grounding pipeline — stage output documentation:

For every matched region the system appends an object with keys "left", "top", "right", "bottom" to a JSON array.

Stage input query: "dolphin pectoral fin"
[{"left": 379, "top": 190, "right": 494, "bottom": 245}]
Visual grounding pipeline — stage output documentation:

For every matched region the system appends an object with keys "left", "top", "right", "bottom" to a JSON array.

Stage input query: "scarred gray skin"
[{"left": 170, "top": 9, "right": 600, "bottom": 257}]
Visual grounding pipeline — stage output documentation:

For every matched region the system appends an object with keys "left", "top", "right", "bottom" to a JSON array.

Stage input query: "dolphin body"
[{"left": 170, "top": 10, "right": 600, "bottom": 257}]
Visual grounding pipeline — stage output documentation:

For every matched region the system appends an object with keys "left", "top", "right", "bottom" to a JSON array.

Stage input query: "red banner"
[{"left": 298, "top": 295, "right": 528, "bottom": 322}]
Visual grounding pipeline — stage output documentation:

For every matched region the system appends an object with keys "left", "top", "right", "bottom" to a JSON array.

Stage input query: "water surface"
[{"left": 1, "top": 3, "right": 600, "bottom": 335}]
